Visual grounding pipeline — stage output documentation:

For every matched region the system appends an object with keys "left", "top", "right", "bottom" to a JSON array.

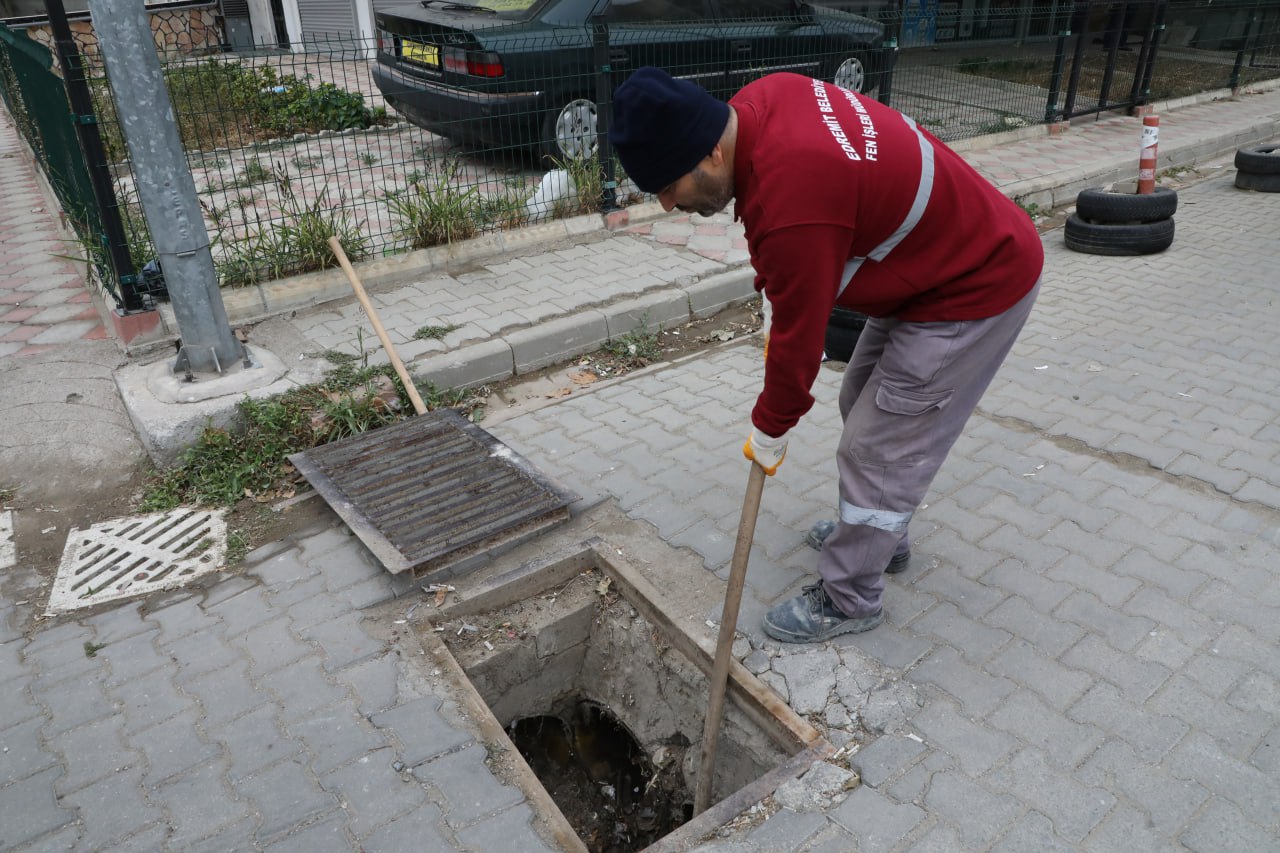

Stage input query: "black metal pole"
[
  {"left": 43, "top": 0, "right": 144, "bottom": 312},
  {"left": 1229, "top": 0, "right": 1261, "bottom": 92},
  {"left": 1063, "top": 0, "right": 1090, "bottom": 119},
  {"left": 1128, "top": 1, "right": 1154, "bottom": 106},
  {"left": 1097, "top": 2, "right": 1126, "bottom": 112},
  {"left": 877, "top": 36, "right": 898, "bottom": 107},
  {"left": 591, "top": 13, "right": 619, "bottom": 213},
  {"left": 1045, "top": 24, "right": 1070, "bottom": 122},
  {"left": 1137, "top": 0, "right": 1166, "bottom": 104}
]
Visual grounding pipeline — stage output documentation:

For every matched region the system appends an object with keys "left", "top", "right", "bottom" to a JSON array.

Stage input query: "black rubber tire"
[
  {"left": 1234, "top": 143, "right": 1280, "bottom": 175},
  {"left": 1064, "top": 214, "right": 1174, "bottom": 256},
  {"left": 825, "top": 308, "right": 867, "bottom": 362},
  {"left": 1235, "top": 170, "right": 1280, "bottom": 192},
  {"left": 1075, "top": 186, "right": 1178, "bottom": 223},
  {"left": 829, "top": 306, "right": 867, "bottom": 329}
]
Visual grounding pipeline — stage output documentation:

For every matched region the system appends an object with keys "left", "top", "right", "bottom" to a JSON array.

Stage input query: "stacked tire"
[
  {"left": 824, "top": 306, "right": 867, "bottom": 363},
  {"left": 1064, "top": 186, "right": 1177, "bottom": 256},
  {"left": 1234, "top": 143, "right": 1280, "bottom": 192}
]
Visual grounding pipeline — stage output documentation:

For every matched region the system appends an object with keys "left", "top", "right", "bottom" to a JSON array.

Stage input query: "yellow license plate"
[{"left": 402, "top": 39, "right": 439, "bottom": 67}]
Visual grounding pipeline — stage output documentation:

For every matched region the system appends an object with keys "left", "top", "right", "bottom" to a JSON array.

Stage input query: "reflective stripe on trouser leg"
[
  {"left": 839, "top": 501, "right": 912, "bottom": 534},
  {"left": 818, "top": 279, "right": 1042, "bottom": 619}
]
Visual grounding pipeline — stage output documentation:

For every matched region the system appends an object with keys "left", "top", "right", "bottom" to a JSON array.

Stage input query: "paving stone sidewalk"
[
  {"left": 4, "top": 81, "right": 1280, "bottom": 853},
  {"left": 492, "top": 168, "right": 1280, "bottom": 850}
]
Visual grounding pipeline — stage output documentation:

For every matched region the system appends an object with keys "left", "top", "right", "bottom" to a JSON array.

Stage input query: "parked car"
[{"left": 372, "top": 0, "right": 886, "bottom": 161}]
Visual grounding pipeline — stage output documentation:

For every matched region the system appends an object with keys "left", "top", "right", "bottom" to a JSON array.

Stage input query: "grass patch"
[
  {"left": 138, "top": 357, "right": 488, "bottom": 512},
  {"left": 602, "top": 318, "right": 662, "bottom": 370},
  {"left": 94, "top": 60, "right": 390, "bottom": 160},
  {"left": 550, "top": 153, "right": 604, "bottom": 217},
  {"left": 413, "top": 323, "right": 461, "bottom": 341},
  {"left": 225, "top": 529, "right": 249, "bottom": 565},
  {"left": 209, "top": 167, "right": 369, "bottom": 287},
  {"left": 387, "top": 159, "right": 527, "bottom": 249}
]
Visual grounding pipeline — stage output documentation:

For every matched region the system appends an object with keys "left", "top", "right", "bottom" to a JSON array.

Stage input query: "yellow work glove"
[{"left": 743, "top": 428, "right": 787, "bottom": 475}]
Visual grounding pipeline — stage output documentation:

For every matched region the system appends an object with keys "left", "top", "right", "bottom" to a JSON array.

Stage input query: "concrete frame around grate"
[{"left": 408, "top": 539, "right": 833, "bottom": 853}]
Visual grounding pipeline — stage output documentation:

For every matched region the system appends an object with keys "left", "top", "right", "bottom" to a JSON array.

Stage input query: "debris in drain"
[{"left": 508, "top": 699, "right": 692, "bottom": 852}]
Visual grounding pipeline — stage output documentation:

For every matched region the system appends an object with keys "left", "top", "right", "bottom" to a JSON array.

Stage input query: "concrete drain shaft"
[{"left": 417, "top": 539, "right": 833, "bottom": 852}]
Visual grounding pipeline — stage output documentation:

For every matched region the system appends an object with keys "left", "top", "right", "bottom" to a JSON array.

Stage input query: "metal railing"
[{"left": 3, "top": 0, "right": 1278, "bottom": 311}]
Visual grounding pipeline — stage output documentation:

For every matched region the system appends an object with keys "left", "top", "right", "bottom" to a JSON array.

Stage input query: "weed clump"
[{"left": 139, "top": 354, "right": 485, "bottom": 511}]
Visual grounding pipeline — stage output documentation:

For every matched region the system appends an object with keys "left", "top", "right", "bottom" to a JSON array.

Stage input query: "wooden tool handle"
[
  {"left": 694, "top": 462, "right": 767, "bottom": 815},
  {"left": 327, "top": 236, "right": 428, "bottom": 416}
]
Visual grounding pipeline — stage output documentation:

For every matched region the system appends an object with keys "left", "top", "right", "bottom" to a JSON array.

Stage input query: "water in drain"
[{"left": 508, "top": 699, "right": 690, "bottom": 851}]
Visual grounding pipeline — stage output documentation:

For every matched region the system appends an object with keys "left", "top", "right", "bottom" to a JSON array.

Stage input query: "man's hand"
[{"left": 743, "top": 428, "right": 787, "bottom": 475}]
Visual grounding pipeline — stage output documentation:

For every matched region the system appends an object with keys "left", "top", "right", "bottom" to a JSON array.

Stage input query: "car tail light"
[
  {"left": 442, "top": 46, "right": 504, "bottom": 78},
  {"left": 377, "top": 31, "right": 388, "bottom": 53}
]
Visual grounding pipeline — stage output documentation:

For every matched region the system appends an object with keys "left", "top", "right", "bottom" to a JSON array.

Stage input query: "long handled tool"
[
  {"left": 327, "top": 236, "right": 427, "bottom": 416},
  {"left": 693, "top": 461, "right": 767, "bottom": 815}
]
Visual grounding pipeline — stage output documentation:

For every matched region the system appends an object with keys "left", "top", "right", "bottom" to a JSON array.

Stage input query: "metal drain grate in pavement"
[
  {"left": 290, "top": 408, "right": 576, "bottom": 578},
  {"left": 46, "top": 508, "right": 227, "bottom": 614}
]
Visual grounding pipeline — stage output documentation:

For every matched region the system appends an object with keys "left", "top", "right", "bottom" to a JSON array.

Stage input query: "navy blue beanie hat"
[{"left": 609, "top": 67, "right": 730, "bottom": 194}]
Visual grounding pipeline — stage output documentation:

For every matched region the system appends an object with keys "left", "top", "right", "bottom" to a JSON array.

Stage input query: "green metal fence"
[
  {"left": 0, "top": 24, "right": 106, "bottom": 289},
  {"left": 4, "top": 0, "right": 1278, "bottom": 305}
]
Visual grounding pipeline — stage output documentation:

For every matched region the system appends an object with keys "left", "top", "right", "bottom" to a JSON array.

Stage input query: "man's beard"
[{"left": 677, "top": 166, "right": 733, "bottom": 217}]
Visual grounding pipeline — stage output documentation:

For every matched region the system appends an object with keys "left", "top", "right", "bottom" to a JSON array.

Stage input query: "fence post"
[
  {"left": 877, "top": 37, "right": 898, "bottom": 107},
  {"left": 1136, "top": 0, "right": 1166, "bottom": 106},
  {"left": 91, "top": 0, "right": 244, "bottom": 375},
  {"left": 1062, "top": 0, "right": 1090, "bottom": 119},
  {"left": 1045, "top": 22, "right": 1071, "bottom": 123},
  {"left": 42, "top": 0, "right": 144, "bottom": 313},
  {"left": 590, "top": 13, "right": 619, "bottom": 213},
  {"left": 1229, "top": 0, "right": 1261, "bottom": 94}
]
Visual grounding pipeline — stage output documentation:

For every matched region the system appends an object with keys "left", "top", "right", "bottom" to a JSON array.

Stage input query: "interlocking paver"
[
  {"left": 210, "top": 704, "right": 301, "bottom": 782},
  {"left": 922, "top": 769, "right": 1022, "bottom": 848},
  {"left": 909, "top": 646, "right": 1015, "bottom": 718},
  {"left": 62, "top": 765, "right": 165, "bottom": 851},
  {"left": 372, "top": 697, "right": 473, "bottom": 769},
  {"left": 1076, "top": 739, "right": 1208, "bottom": 836},
  {"left": 0, "top": 765, "right": 76, "bottom": 847},
  {"left": 235, "top": 757, "right": 339, "bottom": 841},
  {"left": 52, "top": 713, "right": 141, "bottom": 796},
  {"left": 984, "top": 748, "right": 1114, "bottom": 844},
  {"left": 829, "top": 786, "right": 926, "bottom": 853},
  {"left": 4, "top": 85, "right": 1280, "bottom": 853},
  {"left": 412, "top": 743, "right": 524, "bottom": 826},
  {"left": 359, "top": 803, "right": 451, "bottom": 852}
]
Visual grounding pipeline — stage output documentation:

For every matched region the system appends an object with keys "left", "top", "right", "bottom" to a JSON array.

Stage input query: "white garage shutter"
[{"left": 298, "top": 0, "right": 356, "bottom": 42}]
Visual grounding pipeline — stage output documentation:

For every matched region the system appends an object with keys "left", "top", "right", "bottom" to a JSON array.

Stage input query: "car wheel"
[
  {"left": 832, "top": 56, "right": 868, "bottom": 94},
  {"left": 1075, "top": 187, "right": 1178, "bottom": 223},
  {"left": 1234, "top": 170, "right": 1280, "bottom": 192},
  {"left": 1063, "top": 213, "right": 1174, "bottom": 256},
  {"left": 1234, "top": 143, "right": 1280, "bottom": 175},
  {"left": 543, "top": 97, "right": 597, "bottom": 162}
]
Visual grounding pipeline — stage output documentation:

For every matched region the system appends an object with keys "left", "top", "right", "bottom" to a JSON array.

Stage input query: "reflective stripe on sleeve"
[{"left": 839, "top": 500, "right": 913, "bottom": 534}]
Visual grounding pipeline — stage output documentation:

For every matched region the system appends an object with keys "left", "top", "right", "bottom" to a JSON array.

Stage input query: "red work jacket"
[{"left": 730, "top": 73, "right": 1044, "bottom": 437}]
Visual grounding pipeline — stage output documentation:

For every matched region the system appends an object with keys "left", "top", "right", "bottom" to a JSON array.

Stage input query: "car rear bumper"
[{"left": 373, "top": 61, "right": 545, "bottom": 145}]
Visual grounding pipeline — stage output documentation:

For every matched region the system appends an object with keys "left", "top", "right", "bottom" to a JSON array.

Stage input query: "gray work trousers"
[{"left": 818, "top": 279, "right": 1041, "bottom": 618}]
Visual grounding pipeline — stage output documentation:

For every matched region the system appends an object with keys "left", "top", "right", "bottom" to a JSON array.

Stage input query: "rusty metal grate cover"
[{"left": 289, "top": 409, "right": 576, "bottom": 577}]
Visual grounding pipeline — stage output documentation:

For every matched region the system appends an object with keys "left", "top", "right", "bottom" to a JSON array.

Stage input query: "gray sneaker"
[
  {"left": 763, "top": 582, "right": 883, "bottom": 643},
  {"left": 805, "top": 520, "right": 911, "bottom": 573}
]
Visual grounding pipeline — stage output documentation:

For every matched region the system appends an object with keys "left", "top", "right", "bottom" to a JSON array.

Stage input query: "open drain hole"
[
  {"left": 508, "top": 699, "right": 691, "bottom": 850},
  {"left": 422, "top": 545, "right": 823, "bottom": 851}
]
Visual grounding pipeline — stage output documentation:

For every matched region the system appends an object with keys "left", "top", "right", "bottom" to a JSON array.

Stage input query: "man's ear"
[{"left": 706, "top": 143, "right": 724, "bottom": 168}]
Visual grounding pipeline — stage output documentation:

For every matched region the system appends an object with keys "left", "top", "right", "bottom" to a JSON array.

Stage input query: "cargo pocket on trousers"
[{"left": 872, "top": 382, "right": 954, "bottom": 464}]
